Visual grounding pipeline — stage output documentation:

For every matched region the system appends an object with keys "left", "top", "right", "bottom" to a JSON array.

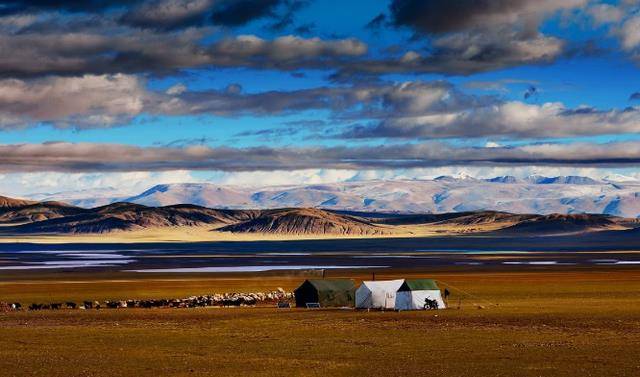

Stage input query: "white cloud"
[
  {"left": 0, "top": 170, "right": 198, "bottom": 197},
  {"left": 620, "top": 16, "right": 640, "bottom": 50},
  {"left": 358, "top": 99, "right": 640, "bottom": 139},
  {"left": 0, "top": 74, "right": 146, "bottom": 128},
  {"left": 166, "top": 83, "right": 187, "bottom": 95},
  {"left": 209, "top": 169, "right": 359, "bottom": 187},
  {"left": 588, "top": 4, "right": 624, "bottom": 25},
  {"left": 9, "top": 166, "right": 640, "bottom": 199}
]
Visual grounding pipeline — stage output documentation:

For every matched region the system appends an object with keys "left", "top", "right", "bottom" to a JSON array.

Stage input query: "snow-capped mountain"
[
  {"left": 603, "top": 174, "right": 639, "bottom": 183},
  {"left": 485, "top": 176, "right": 519, "bottom": 183},
  {"left": 523, "top": 175, "right": 600, "bottom": 185},
  {"left": 23, "top": 175, "right": 640, "bottom": 217},
  {"left": 125, "top": 183, "right": 252, "bottom": 208},
  {"left": 26, "top": 187, "right": 129, "bottom": 207}
]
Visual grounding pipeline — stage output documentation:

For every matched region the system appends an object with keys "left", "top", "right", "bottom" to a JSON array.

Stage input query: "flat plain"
[{"left": 1, "top": 267, "right": 640, "bottom": 376}]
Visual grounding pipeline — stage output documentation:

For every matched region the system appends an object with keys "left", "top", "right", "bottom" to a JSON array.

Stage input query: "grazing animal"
[{"left": 16, "top": 289, "right": 294, "bottom": 311}]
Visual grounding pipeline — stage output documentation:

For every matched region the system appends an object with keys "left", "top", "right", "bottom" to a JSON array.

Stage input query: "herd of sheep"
[{"left": 0, "top": 289, "right": 294, "bottom": 312}]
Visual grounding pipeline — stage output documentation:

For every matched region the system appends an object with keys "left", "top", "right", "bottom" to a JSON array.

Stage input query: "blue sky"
[{"left": 2, "top": 0, "right": 640, "bottom": 194}]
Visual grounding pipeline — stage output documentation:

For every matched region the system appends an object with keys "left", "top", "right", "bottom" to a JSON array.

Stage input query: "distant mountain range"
[
  {"left": 0, "top": 194, "right": 637, "bottom": 236},
  {"left": 24, "top": 175, "right": 640, "bottom": 218}
]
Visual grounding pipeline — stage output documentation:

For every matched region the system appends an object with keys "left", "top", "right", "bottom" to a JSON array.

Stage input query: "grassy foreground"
[{"left": 1, "top": 267, "right": 640, "bottom": 376}]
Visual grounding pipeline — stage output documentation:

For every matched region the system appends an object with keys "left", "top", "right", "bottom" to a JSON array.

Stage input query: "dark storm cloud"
[
  {"left": 1, "top": 0, "right": 306, "bottom": 31},
  {"left": 328, "top": 30, "right": 566, "bottom": 78},
  {"left": 0, "top": 25, "right": 213, "bottom": 78},
  {"left": 210, "top": 0, "right": 280, "bottom": 26},
  {"left": 390, "top": 0, "right": 519, "bottom": 33},
  {"left": 121, "top": 0, "right": 308, "bottom": 30},
  {"left": 342, "top": 0, "right": 586, "bottom": 77},
  {"left": 0, "top": 0, "right": 598, "bottom": 79},
  {"left": 120, "top": 0, "right": 214, "bottom": 30},
  {"left": 2, "top": 141, "right": 640, "bottom": 173},
  {"left": 630, "top": 92, "right": 640, "bottom": 101},
  {"left": 388, "top": 0, "right": 585, "bottom": 35},
  {"left": 0, "top": 0, "right": 133, "bottom": 15},
  {"left": 0, "top": 19, "right": 367, "bottom": 79}
]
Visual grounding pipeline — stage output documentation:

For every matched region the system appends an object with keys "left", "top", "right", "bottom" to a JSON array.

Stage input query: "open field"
[{"left": 2, "top": 267, "right": 640, "bottom": 376}]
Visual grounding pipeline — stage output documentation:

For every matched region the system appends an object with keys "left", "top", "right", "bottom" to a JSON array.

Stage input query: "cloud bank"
[{"left": 2, "top": 141, "right": 640, "bottom": 173}]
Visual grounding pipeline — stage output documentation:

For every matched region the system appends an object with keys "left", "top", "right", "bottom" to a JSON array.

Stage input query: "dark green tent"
[{"left": 294, "top": 279, "right": 356, "bottom": 308}]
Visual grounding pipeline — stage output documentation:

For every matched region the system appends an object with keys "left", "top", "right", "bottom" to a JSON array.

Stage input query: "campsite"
[
  {"left": 1, "top": 277, "right": 445, "bottom": 311},
  {"left": 2, "top": 265, "right": 640, "bottom": 376},
  {"left": 293, "top": 278, "right": 446, "bottom": 310}
]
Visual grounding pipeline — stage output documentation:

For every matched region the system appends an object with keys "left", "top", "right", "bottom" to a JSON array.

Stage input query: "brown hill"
[
  {"left": 219, "top": 208, "right": 391, "bottom": 235},
  {"left": 13, "top": 213, "right": 144, "bottom": 234},
  {"left": 0, "top": 195, "right": 37, "bottom": 209},
  {"left": 0, "top": 193, "right": 638, "bottom": 236},
  {"left": 0, "top": 201, "right": 86, "bottom": 223},
  {"left": 492, "top": 213, "right": 630, "bottom": 235},
  {"left": 9, "top": 202, "right": 258, "bottom": 234},
  {"left": 435, "top": 212, "right": 537, "bottom": 226},
  {"left": 373, "top": 211, "right": 537, "bottom": 226}
]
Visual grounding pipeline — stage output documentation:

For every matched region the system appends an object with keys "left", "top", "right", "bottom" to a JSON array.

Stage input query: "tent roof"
[
  {"left": 304, "top": 279, "right": 355, "bottom": 292},
  {"left": 360, "top": 279, "right": 404, "bottom": 291},
  {"left": 399, "top": 279, "right": 439, "bottom": 291}
]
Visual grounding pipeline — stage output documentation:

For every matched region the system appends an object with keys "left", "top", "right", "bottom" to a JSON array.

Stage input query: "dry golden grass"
[{"left": 1, "top": 267, "right": 640, "bottom": 376}]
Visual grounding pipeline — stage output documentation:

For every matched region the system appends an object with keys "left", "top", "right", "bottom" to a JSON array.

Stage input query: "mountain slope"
[
  {"left": 219, "top": 208, "right": 391, "bottom": 235},
  {"left": 28, "top": 175, "right": 640, "bottom": 217},
  {"left": 111, "top": 178, "right": 639, "bottom": 216},
  {"left": 492, "top": 214, "right": 629, "bottom": 235},
  {"left": 8, "top": 202, "right": 257, "bottom": 234},
  {"left": 1, "top": 193, "right": 639, "bottom": 236},
  {"left": 126, "top": 183, "right": 252, "bottom": 208},
  {"left": 0, "top": 201, "right": 87, "bottom": 223},
  {"left": 0, "top": 195, "right": 37, "bottom": 208}
]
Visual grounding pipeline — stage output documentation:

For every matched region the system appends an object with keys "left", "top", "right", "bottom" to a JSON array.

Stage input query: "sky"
[{"left": 3, "top": 0, "right": 640, "bottom": 195}]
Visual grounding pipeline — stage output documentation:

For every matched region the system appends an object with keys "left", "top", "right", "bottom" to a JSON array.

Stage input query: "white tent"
[
  {"left": 355, "top": 279, "right": 404, "bottom": 309},
  {"left": 394, "top": 279, "right": 446, "bottom": 310}
]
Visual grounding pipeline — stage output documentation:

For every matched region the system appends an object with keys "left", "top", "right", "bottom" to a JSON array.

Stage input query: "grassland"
[{"left": 1, "top": 267, "right": 640, "bottom": 376}]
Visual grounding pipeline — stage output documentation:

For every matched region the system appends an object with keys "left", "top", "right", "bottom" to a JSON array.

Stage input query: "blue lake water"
[{"left": 1, "top": 235, "right": 639, "bottom": 272}]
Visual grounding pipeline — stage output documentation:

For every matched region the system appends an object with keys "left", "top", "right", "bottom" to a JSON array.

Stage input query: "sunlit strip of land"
[{"left": 0, "top": 221, "right": 555, "bottom": 244}]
